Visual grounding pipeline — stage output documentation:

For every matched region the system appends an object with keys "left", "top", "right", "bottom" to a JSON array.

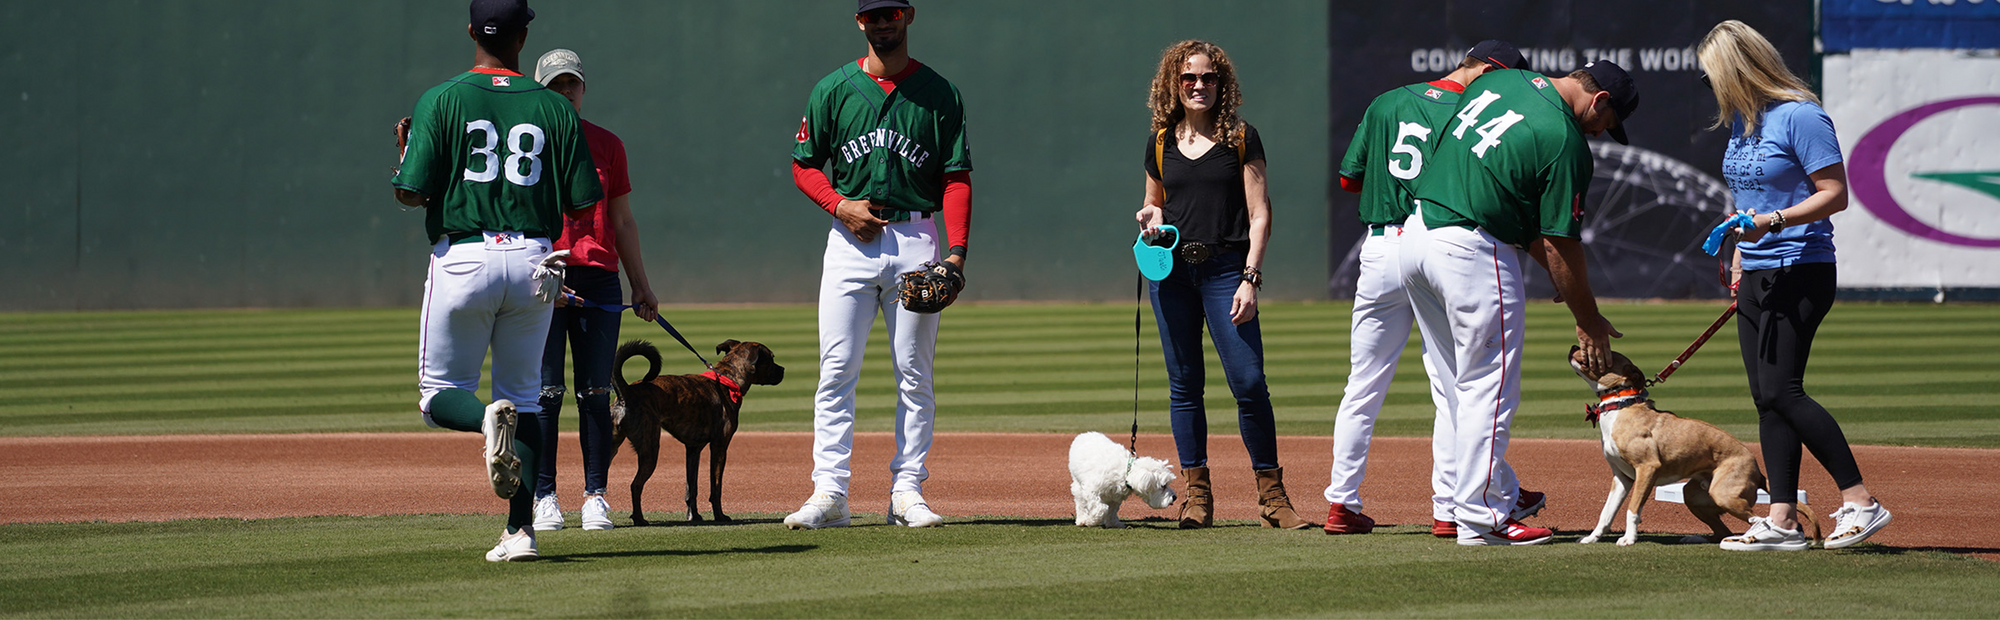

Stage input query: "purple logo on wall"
[{"left": 1849, "top": 96, "right": 2000, "bottom": 248}]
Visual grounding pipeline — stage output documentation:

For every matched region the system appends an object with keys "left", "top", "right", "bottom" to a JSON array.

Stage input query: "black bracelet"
[
  {"left": 949, "top": 245, "right": 967, "bottom": 259},
  {"left": 1241, "top": 266, "right": 1263, "bottom": 289}
]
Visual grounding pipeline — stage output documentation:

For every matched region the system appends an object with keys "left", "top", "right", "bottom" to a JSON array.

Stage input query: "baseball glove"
[{"left": 897, "top": 261, "right": 963, "bottom": 314}]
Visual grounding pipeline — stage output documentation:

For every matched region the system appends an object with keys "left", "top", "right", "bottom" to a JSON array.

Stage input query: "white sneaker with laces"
[
  {"left": 783, "top": 491, "right": 850, "bottom": 530},
  {"left": 532, "top": 494, "right": 563, "bottom": 531},
  {"left": 1824, "top": 500, "right": 1892, "bottom": 550},
  {"left": 484, "top": 527, "right": 539, "bottom": 562},
  {"left": 482, "top": 400, "right": 521, "bottom": 500},
  {"left": 888, "top": 491, "right": 944, "bottom": 528},
  {"left": 1719, "top": 517, "right": 1810, "bottom": 551},
  {"left": 581, "top": 494, "right": 615, "bottom": 531}
]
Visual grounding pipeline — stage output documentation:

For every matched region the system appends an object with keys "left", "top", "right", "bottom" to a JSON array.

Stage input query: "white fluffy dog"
[{"left": 1068, "top": 431, "right": 1177, "bottom": 528}]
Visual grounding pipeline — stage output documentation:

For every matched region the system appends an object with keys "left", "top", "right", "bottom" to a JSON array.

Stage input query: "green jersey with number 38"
[
  {"left": 792, "top": 61, "right": 972, "bottom": 213},
  {"left": 1415, "top": 69, "right": 1591, "bottom": 247},
  {"left": 392, "top": 69, "right": 602, "bottom": 244},
  {"left": 1339, "top": 82, "right": 1462, "bottom": 226}
]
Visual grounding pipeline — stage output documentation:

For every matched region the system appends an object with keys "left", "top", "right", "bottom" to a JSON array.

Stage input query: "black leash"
[
  {"left": 561, "top": 293, "right": 712, "bottom": 369},
  {"left": 1131, "top": 273, "right": 1143, "bottom": 454}
]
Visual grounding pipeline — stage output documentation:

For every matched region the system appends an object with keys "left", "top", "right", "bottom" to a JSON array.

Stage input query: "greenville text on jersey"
[{"left": 840, "top": 128, "right": 931, "bottom": 167}]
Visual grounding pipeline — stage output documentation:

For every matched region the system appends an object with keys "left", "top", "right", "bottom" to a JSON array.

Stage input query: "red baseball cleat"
[
  {"left": 1459, "top": 519, "right": 1554, "bottom": 546},
  {"left": 1432, "top": 519, "right": 1457, "bottom": 538},
  {"left": 1323, "top": 505, "right": 1376, "bottom": 535},
  {"left": 1511, "top": 489, "right": 1547, "bottom": 520}
]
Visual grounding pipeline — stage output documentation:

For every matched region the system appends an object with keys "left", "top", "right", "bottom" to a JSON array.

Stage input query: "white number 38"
[{"left": 462, "top": 120, "right": 546, "bottom": 186}]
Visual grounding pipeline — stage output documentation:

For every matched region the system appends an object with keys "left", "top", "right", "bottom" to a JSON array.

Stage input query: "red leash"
[{"left": 1650, "top": 301, "right": 1738, "bottom": 386}]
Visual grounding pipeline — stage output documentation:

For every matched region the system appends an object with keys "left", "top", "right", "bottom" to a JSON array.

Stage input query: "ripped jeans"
[{"left": 534, "top": 265, "right": 622, "bottom": 498}]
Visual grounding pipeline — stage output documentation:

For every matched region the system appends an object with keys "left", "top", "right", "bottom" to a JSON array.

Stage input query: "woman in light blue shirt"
[{"left": 1698, "top": 20, "right": 1891, "bottom": 552}]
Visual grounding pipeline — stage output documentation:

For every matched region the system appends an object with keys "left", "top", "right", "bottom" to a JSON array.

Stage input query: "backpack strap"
[{"left": 1153, "top": 127, "right": 1169, "bottom": 182}]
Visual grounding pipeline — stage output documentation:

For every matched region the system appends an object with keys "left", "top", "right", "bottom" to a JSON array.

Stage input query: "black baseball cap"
[
  {"left": 470, "top": 0, "right": 534, "bottom": 36},
  {"left": 857, "top": 0, "right": 912, "bottom": 14},
  {"left": 1581, "top": 60, "right": 1640, "bottom": 144},
  {"left": 1466, "top": 40, "right": 1526, "bottom": 71}
]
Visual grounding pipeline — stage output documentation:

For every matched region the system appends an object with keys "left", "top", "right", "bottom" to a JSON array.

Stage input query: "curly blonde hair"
[{"left": 1148, "top": 40, "right": 1245, "bottom": 149}]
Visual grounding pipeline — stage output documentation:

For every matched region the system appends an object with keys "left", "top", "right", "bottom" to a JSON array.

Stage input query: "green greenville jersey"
[
  {"left": 1339, "top": 82, "right": 1463, "bottom": 225},
  {"left": 1415, "top": 69, "right": 1591, "bottom": 247},
  {"left": 792, "top": 61, "right": 972, "bottom": 211},
  {"left": 392, "top": 69, "right": 602, "bottom": 243}
]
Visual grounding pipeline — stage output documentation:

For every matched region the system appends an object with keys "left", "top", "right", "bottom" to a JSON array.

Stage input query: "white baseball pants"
[
  {"left": 418, "top": 232, "right": 555, "bottom": 420},
  {"left": 811, "top": 217, "right": 942, "bottom": 496},
  {"left": 1400, "top": 218, "right": 1529, "bottom": 539},
  {"left": 1323, "top": 224, "right": 1459, "bottom": 522}
]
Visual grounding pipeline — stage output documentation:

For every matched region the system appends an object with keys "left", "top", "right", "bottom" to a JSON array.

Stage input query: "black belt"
[
  {"left": 1174, "top": 240, "right": 1247, "bottom": 264},
  {"left": 870, "top": 208, "right": 932, "bottom": 223}
]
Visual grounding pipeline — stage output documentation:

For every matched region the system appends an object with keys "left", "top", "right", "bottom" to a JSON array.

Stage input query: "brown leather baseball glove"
[{"left": 897, "top": 261, "right": 963, "bottom": 314}]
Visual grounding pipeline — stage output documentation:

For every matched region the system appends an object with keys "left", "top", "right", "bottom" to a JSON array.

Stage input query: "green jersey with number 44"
[
  {"left": 392, "top": 69, "right": 602, "bottom": 244},
  {"left": 792, "top": 61, "right": 972, "bottom": 212},
  {"left": 1340, "top": 82, "right": 1462, "bottom": 226},
  {"left": 1415, "top": 69, "right": 1591, "bottom": 247}
]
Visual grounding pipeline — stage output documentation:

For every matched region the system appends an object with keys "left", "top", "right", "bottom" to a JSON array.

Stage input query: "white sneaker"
[
  {"left": 783, "top": 491, "right": 850, "bottom": 530},
  {"left": 888, "top": 491, "right": 944, "bottom": 528},
  {"left": 1719, "top": 517, "right": 1810, "bottom": 551},
  {"left": 532, "top": 494, "right": 563, "bottom": 531},
  {"left": 1825, "top": 500, "right": 1893, "bottom": 550},
  {"left": 484, "top": 528, "right": 539, "bottom": 562},
  {"left": 581, "top": 494, "right": 615, "bottom": 531},
  {"left": 482, "top": 400, "right": 521, "bottom": 500}
]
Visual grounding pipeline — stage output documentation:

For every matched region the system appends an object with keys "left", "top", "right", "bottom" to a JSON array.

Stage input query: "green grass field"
[
  {"left": 3, "top": 301, "right": 1997, "bottom": 445},
  {"left": 4, "top": 301, "right": 1999, "bottom": 618}
]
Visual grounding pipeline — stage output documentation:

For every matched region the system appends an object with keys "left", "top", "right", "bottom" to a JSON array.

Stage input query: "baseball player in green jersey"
[
  {"left": 1324, "top": 41, "right": 1549, "bottom": 538},
  {"left": 784, "top": 0, "right": 974, "bottom": 530},
  {"left": 1402, "top": 60, "right": 1637, "bottom": 545},
  {"left": 390, "top": 0, "right": 603, "bottom": 561}
]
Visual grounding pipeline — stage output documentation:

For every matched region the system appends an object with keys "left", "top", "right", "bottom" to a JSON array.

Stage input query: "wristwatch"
[
  {"left": 1767, "top": 210, "right": 1787, "bottom": 233},
  {"left": 1240, "top": 266, "right": 1263, "bottom": 289}
]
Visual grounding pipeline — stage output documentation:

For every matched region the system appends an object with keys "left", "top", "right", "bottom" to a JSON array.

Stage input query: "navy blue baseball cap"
[
  {"left": 857, "top": 0, "right": 913, "bottom": 14},
  {"left": 1466, "top": 40, "right": 1526, "bottom": 71},
  {"left": 470, "top": 0, "right": 534, "bottom": 36},
  {"left": 1581, "top": 60, "right": 1640, "bottom": 144}
]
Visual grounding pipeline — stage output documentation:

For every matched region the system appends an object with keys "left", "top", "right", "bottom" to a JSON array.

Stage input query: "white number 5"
[
  {"left": 462, "top": 120, "right": 546, "bottom": 186},
  {"left": 1388, "top": 121, "right": 1432, "bottom": 180}
]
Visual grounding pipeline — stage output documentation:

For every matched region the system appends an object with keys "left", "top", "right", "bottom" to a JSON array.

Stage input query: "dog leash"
[
  {"left": 1649, "top": 300, "right": 1737, "bottom": 386},
  {"left": 1130, "top": 274, "right": 1143, "bottom": 454},
  {"left": 1651, "top": 221, "right": 1749, "bottom": 387},
  {"left": 561, "top": 293, "right": 712, "bottom": 369}
]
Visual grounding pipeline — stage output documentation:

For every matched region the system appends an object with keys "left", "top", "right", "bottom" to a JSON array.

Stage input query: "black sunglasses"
[
  {"left": 1179, "top": 72, "right": 1221, "bottom": 88},
  {"left": 1699, "top": 73, "right": 1712, "bottom": 90}
]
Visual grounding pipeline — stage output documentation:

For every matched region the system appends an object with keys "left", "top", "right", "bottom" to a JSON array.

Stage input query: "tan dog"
[
  {"left": 1568, "top": 347, "right": 1768, "bottom": 545},
  {"left": 611, "top": 339, "right": 784, "bottom": 525}
]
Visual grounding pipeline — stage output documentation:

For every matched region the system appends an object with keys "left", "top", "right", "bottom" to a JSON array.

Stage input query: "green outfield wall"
[{"left": 0, "top": 1, "right": 1329, "bottom": 310}]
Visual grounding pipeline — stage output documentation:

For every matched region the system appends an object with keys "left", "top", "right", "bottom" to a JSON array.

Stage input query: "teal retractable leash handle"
[{"left": 1133, "top": 225, "right": 1180, "bottom": 282}]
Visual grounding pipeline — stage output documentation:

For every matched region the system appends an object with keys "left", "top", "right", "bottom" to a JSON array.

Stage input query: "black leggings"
[{"left": 1737, "top": 261, "right": 1863, "bottom": 503}]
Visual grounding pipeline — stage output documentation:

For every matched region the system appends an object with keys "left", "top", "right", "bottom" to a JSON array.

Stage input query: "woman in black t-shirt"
[{"left": 1135, "top": 40, "right": 1308, "bottom": 530}]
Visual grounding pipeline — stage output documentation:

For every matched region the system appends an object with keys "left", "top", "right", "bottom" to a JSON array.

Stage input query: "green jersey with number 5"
[
  {"left": 1414, "top": 69, "right": 1590, "bottom": 247},
  {"left": 1339, "top": 82, "right": 1462, "bottom": 226},
  {"left": 392, "top": 68, "right": 602, "bottom": 244}
]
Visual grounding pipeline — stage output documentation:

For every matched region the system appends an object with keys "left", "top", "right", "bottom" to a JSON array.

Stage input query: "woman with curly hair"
[{"left": 1135, "top": 40, "right": 1309, "bottom": 530}]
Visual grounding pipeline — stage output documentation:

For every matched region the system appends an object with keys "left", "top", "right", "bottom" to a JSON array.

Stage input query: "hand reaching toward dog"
[{"left": 1575, "top": 313, "right": 1623, "bottom": 375}]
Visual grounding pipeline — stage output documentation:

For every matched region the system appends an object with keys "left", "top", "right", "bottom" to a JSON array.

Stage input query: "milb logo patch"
[
  {"left": 1424, "top": 88, "right": 1443, "bottom": 99},
  {"left": 492, "top": 76, "right": 510, "bottom": 87}
]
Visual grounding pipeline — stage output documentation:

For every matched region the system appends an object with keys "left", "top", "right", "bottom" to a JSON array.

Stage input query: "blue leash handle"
[{"left": 561, "top": 294, "right": 711, "bottom": 369}]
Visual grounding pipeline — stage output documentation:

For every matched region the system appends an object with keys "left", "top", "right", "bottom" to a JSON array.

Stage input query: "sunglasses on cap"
[
  {"left": 859, "top": 7, "right": 907, "bottom": 23},
  {"left": 1179, "top": 72, "right": 1221, "bottom": 88}
]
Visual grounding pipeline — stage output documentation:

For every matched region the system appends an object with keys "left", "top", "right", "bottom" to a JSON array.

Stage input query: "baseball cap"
[
  {"left": 1466, "top": 40, "right": 1526, "bottom": 71},
  {"left": 535, "top": 49, "right": 584, "bottom": 86},
  {"left": 1581, "top": 60, "right": 1641, "bottom": 144},
  {"left": 857, "top": 0, "right": 913, "bottom": 14},
  {"left": 470, "top": 0, "right": 534, "bottom": 36}
]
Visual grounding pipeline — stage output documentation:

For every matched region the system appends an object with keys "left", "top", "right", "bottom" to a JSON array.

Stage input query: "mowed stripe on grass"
[{"left": 1, "top": 302, "right": 1996, "bottom": 446}]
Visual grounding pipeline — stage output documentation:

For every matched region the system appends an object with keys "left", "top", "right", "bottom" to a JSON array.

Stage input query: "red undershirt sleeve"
[
  {"left": 1340, "top": 175, "right": 1363, "bottom": 194},
  {"left": 792, "top": 160, "right": 843, "bottom": 215},
  {"left": 943, "top": 170, "right": 971, "bottom": 251}
]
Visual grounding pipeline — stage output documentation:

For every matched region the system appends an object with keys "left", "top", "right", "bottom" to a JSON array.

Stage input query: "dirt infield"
[{"left": 2, "top": 432, "right": 1991, "bottom": 558}]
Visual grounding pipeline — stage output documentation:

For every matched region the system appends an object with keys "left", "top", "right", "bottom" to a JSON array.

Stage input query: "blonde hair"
[
  {"left": 1697, "top": 20, "right": 1817, "bottom": 136},
  {"left": 1148, "top": 40, "right": 1245, "bottom": 149}
]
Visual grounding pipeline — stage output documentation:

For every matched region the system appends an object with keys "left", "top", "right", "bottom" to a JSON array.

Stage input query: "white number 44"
[{"left": 1449, "top": 91, "right": 1526, "bottom": 159}]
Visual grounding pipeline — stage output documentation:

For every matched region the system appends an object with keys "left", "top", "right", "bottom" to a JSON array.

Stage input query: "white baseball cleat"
[
  {"left": 1719, "top": 517, "right": 1810, "bottom": 551},
  {"left": 484, "top": 527, "right": 540, "bottom": 562},
  {"left": 784, "top": 491, "right": 851, "bottom": 530},
  {"left": 532, "top": 494, "right": 563, "bottom": 531},
  {"left": 581, "top": 494, "right": 615, "bottom": 531},
  {"left": 482, "top": 400, "right": 521, "bottom": 500},
  {"left": 1824, "top": 500, "right": 1893, "bottom": 550},
  {"left": 888, "top": 491, "right": 944, "bottom": 528}
]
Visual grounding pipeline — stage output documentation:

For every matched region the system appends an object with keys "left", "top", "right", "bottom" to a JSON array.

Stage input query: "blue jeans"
[
  {"left": 535, "top": 265, "right": 622, "bottom": 498},
  {"left": 1149, "top": 250, "right": 1279, "bottom": 470}
]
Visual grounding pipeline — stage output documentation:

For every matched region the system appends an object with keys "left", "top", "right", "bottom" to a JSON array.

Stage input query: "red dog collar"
[
  {"left": 1584, "top": 388, "right": 1648, "bottom": 427},
  {"left": 701, "top": 370, "right": 744, "bottom": 405}
]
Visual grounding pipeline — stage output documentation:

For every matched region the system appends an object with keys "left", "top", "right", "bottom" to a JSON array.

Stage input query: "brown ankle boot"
[
  {"left": 1255, "top": 467, "right": 1313, "bottom": 529},
  {"left": 1178, "top": 466, "right": 1212, "bottom": 529}
]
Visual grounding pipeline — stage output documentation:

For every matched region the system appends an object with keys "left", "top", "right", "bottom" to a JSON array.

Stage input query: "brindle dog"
[{"left": 611, "top": 339, "right": 783, "bottom": 525}]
